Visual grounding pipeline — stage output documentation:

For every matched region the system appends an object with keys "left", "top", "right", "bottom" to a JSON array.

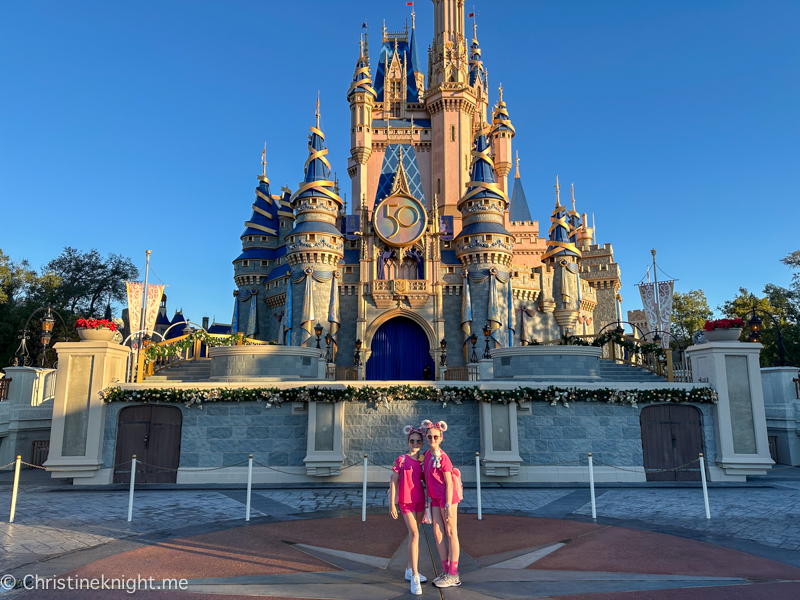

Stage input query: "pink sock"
[
  {"left": 441, "top": 560, "right": 449, "bottom": 573},
  {"left": 449, "top": 561, "right": 459, "bottom": 575}
]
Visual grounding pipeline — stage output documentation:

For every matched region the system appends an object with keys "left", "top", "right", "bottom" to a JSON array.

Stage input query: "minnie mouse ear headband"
[
  {"left": 403, "top": 425, "right": 425, "bottom": 436},
  {"left": 420, "top": 420, "right": 448, "bottom": 433}
]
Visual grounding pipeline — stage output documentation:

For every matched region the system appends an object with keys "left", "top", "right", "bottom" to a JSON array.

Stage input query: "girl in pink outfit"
[
  {"left": 421, "top": 420, "right": 461, "bottom": 589},
  {"left": 389, "top": 425, "right": 427, "bottom": 595}
]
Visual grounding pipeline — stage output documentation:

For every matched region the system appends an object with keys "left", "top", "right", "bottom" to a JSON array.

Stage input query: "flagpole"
[
  {"left": 651, "top": 249, "right": 661, "bottom": 341},
  {"left": 135, "top": 251, "right": 151, "bottom": 381}
]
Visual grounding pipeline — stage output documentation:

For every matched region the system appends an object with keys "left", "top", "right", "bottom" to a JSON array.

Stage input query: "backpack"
[{"left": 451, "top": 467, "right": 464, "bottom": 502}]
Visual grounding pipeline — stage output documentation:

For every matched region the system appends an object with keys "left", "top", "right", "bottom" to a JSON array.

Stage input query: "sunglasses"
[
  {"left": 408, "top": 439, "right": 423, "bottom": 444},
  {"left": 426, "top": 434, "right": 441, "bottom": 440}
]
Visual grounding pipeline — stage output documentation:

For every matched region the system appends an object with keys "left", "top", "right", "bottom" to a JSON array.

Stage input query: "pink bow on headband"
[{"left": 420, "top": 420, "right": 448, "bottom": 432}]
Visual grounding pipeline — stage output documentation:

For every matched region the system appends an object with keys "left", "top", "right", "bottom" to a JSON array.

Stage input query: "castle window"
[
  {"left": 464, "top": 237, "right": 470, "bottom": 243},
  {"left": 247, "top": 236, "right": 253, "bottom": 242},
  {"left": 447, "top": 267, "right": 455, "bottom": 273},
  {"left": 261, "top": 261, "right": 269, "bottom": 267},
  {"left": 242, "top": 260, "right": 249, "bottom": 267},
  {"left": 311, "top": 198, "right": 317, "bottom": 204},
  {"left": 261, "top": 236, "right": 267, "bottom": 242},
  {"left": 437, "top": 179, "right": 441, "bottom": 194},
  {"left": 443, "top": 241, "right": 451, "bottom": 249},
  {"left": 450, "top": 125, "right": 455, "bottom": 142},
  {"left": 486, "top": 235, "right": 492, "bottom": 242},
  {"left": 280, "top": 221, "right": 286, "bottom": 228},
  {"left": 309, "top": 234, "right": 316, "bottom": 241},
  {"left": 345, "top": 266, "right": 353, "bottom": 274},
  {"left": 349, "top": 241, "right": 357, "bottom": 248}
]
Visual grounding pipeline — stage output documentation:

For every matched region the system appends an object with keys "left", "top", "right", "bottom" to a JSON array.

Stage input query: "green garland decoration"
[
  {"left": 145, "top": 332, "right": 274, "bottom": 361},
  {"left": 99, "top": 384, "right": 717, "bottom": 410},
  {"left": 560, "top": 332, "right": 666, "bottom": 358}
]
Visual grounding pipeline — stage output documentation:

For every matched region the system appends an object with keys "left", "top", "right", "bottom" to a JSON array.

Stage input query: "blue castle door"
[{"left": 366, "top": 317, "right": 434, "bottom": 381}]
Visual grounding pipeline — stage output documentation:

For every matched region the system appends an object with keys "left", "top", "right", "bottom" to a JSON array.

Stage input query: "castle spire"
[
  {"left": 543, "top": 187, "right": 581, "bottom": 263},
  {"left": 567, "top": 183, "right": 582, "bottom": 244},
  {"left": 291, "top": 97, "right": 342, "bottom": 206},
  {"left": 260, "top": 142, "right": 268, "bottom": 181},
  {"left": 509, "top": 152, "right": 532, "bottom": 223},
  {"left": 554, "top": 175, "right": 561, "bottom": 207}
]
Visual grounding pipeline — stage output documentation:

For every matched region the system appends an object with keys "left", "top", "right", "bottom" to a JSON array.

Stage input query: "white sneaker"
[
  {"left": 410, "top": 574, "right": 422, "bottom": 595},
  {"left": 434, "top": 573, "right": 461, "bottom": 588},
  {"left": 405, "top": 568, "right": 426, "bottom": 582}
]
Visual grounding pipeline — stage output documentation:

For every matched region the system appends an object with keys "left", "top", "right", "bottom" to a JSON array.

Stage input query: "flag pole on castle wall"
[{"left": 135, "top": 250, "right": 152, "bottom": 382}]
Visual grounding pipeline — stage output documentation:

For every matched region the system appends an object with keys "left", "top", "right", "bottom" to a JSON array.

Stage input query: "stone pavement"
[{"left": 1, "top": 468, "right": 800, "bottom": 598}]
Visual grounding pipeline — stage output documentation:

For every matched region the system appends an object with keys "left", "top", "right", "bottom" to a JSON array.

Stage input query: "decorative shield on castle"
[{"left": 393, "top": 280, "right": 409, "bottom": 294}]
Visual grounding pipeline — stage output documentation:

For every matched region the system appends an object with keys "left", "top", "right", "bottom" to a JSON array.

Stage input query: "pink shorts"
[
  {"left": 399, "top": 501, "right": 426, "bottom": 514},
  {"left": 429, "top": 497, "right": 458, "bottom": 508}
]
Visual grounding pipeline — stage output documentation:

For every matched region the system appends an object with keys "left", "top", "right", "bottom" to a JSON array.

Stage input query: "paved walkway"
[{"left": 1, "top": 468, "right": 800, "bottom": 598}]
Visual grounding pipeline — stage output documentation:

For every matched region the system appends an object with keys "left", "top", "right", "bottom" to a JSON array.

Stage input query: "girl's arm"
[
  {"left": 443, "top": 471, "right": 454, "bottom": 512},
  {"left": 389, "top": 471, "right": 399, "bottom": 519}
]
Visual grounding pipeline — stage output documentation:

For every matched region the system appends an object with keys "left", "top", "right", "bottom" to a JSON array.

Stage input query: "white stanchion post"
[
  {"left": 699, "top": 453, "right": 711, "bottom": 520},
  {"left": 127, "top": 455, "right": 137, "bottom": 522},
  {"left": 9, "top": 456, "right": 21, "bottom": 523},
  {"left": 362, "top": 454, "right": 368, "bottom": 522},
  {"left": 588, "top": 452, "right": 596, "bottom": 520},
  {"left": 475, "top": 452, "right": 482, "bottom": 521},
  {"left": 246, "top": 454, "right": 254, "bottom": 521}
]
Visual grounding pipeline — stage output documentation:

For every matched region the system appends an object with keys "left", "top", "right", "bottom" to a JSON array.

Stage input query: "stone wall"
[
  {"left": 518, "top": 401, "right": 717, "bottom": 467},
  {"left": 342, "top": 400, "right": 479, "bottom": 468},
  {"left": 102, "top": 402, "right": 307, "bottom": 469}
]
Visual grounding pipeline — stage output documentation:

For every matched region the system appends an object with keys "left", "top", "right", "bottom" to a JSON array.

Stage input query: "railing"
[
  {"left": 444, "top": 365, "right": 479, "bottom": 381},
  {"left": 541, "top": 333, "right": 677, "bottom": 382},
  {"left": 0, "top": 378, "right": 10, "bottom": 401},
  {"left": 133, "top": 334, "right": 267, "bottom": 382}
]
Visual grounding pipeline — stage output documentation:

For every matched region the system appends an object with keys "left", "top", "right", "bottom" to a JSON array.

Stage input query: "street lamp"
[
  {"left": 354, "top": 339, "right": 362, "bottom": 367},
  {"left": 748, "top": 296, "right": 786, "bottom": 366},
  {"left": 469, "top": 333, "right": 478, "bottom": 363},
  {"left": 325, "top": 332, "right": 332, "bottom": 362},
  {"left": 314, "top": 323, "right": 323, "bottom": 349},
  {"left": 16, "top": 306, "right": 69, "bottom": 368},
  {"left": 440, "top": 338, "right": 447, "bottom": 367},
  {"left": 482, "top": 322, "right": 492, "bottom": 359}
]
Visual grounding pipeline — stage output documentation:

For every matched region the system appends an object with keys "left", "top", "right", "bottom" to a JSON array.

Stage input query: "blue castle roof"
[
  {"left": 510, "top": 172, "right": 532, "bottom": 222},
  {"left": 242, "top": 176, "right": 281, "bottom": 238},
  {"left": 543, "top": 187, "right": 581, "bottom": 262},
  {"left": 461, "top": 133, "right": 505, "bottom": 205},
  {"left": 348, "top": 49, "right": 376, "bottom": 100},
  {"left": 374, "top": 36, "right": 422, "bottom": 103},
  {"left": 468, "top": 29, "right": 487, "bottom": 90}
]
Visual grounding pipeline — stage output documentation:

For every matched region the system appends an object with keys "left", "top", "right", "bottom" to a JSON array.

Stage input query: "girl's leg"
[
  {"left": 402, "top": 511, "right": 421, "bottom": 574},
  {"left": 442, "top": 506, "right": 460, "bottom": 570},
  {"left": 431, "top": 506, "right": 450, "bottom": 568}
]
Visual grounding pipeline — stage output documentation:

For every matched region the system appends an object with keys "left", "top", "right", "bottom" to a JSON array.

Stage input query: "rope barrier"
[{"left": 593, "top": 457, "right": 701, "bottom": 474}]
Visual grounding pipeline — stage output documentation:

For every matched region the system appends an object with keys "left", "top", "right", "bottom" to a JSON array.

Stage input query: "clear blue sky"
[{"left": 2, "top": 1, "right": 798, "bottom": 325}]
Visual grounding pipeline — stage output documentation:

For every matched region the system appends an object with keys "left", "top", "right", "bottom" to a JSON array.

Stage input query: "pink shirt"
[
  {"left": 424, "top": 449, "right": 458, "bottom": 503},
  {"left": 392, "top": 454, "right": 425, "bottom": 504}
]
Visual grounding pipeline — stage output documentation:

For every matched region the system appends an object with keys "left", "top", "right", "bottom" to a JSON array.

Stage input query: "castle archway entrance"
[{"left": 366, "top": 316, "right": 435, "bottom": 381}]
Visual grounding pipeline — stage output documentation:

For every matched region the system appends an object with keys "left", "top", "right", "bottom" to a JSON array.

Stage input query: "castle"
[{"left": 230, "top": 0, "right": 622, "bottom": 379}]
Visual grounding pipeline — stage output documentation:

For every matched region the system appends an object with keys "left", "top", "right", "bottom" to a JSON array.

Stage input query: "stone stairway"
[
  {"left": 146, "top": 360, "right": 212, "bottom": 382},
  {"left": 599, "top": 361, "right": 666, "bottom": 383}
]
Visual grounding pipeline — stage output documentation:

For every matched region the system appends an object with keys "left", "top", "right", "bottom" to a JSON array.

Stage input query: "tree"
[
  {"left": 42, "top": 247, "right": 139, "bottom": 317},
  {"left": 671, "top": 289, "right": 713, "bottom": 342}
]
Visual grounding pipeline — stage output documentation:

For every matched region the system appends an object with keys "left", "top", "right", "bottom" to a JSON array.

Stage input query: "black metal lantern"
[
  {"left": 314, "top": 323, "right": 323, "bottom": 348},
  {"left": 39, "top": 308, "right": 55, "bottom": 367},
  {"left": 325, "top": 332, "right": 332, "bottom": 362},
  {"left": 440, "top": 338, "right": 447, "bottom": 367},
  {"left": 354, "top": 338, "right": 362, "bottom": 367},
  {"left": 469, "top": 332, "right": 478, "bottom": 363},
  {"left": 482, "top": 322, "right": 492, "bottom": 359},
  {"left": 748, "top": 310, "right": 763, "bottom": 344}
]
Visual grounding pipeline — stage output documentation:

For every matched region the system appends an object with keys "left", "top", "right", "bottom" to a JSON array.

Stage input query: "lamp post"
[
  {"left": 314, "top": 323, "right": 323, "bottom": 349},
  {"left": 747, "top": 296, "right": 786, "bottom": 367},
  {"left": 470, "top": 333, "right": 478, "bottom": 363},
  {"left": 482, "top": 322, "right": 492, "bottom": 359},
  {"left": 354, "top": 339, "right": 362, "bottom": 367},
  {"left": 440, "top": 338, "right": 447, "bottom": 367},
  {"left": 325, "top": 332, "right": 332, "bottom": 362},
  {"left": 16, "top": 306, "right": 69, "bottom": 368}
]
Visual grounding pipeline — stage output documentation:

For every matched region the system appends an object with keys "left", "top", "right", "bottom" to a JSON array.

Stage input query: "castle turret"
[
  {"left": 542, "top": 177, "right": 582, "bottom": 332},
  {"left": 456, "top": 127, "right": 514, "bottom": 348},
  {"left": 490, "top": 85, "right": 515, "bottom": 195},
  {"left": 348, "top": 38, "right": 375, "bottom": 219},
  {"left": 468, "top": 22, "right": 488, "bottom": 125},
  {"left": 287, "top": 98, "right": 344, "bottom": 346},
  {"left": 567, "top": 184, "right": 582, "bottom": 247}
]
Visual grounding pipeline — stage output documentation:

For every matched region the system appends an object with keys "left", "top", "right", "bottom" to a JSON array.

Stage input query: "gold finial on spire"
[
  {"left": 382, "top": 19, "right": 387, "bottom": 41},
  {"left": 411, "top": 7, "right": 416, "bottom": 29},
  {"left": 473, "top": 20, "right": 477, "bottom": 41},
  {"left": 571, "top": 183, "right": 576, "bottom": 211},
  {"left": 315, "top": 91, "right": 320, "bottom": 129},
  {"left": 498, "top": 83, "right": 504, "bottom": 103},
  {"left": 555, "top": 175, "right": 561, "bottom": 206},
  {"left": 359, "top": 33, "right": 363, "bottom": 57},
  {"left": 515, "top": 151, "right": 520, "bottom": 179},
  {"left": 261, "top": 142, "right": 267, "bottom": 178}
]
